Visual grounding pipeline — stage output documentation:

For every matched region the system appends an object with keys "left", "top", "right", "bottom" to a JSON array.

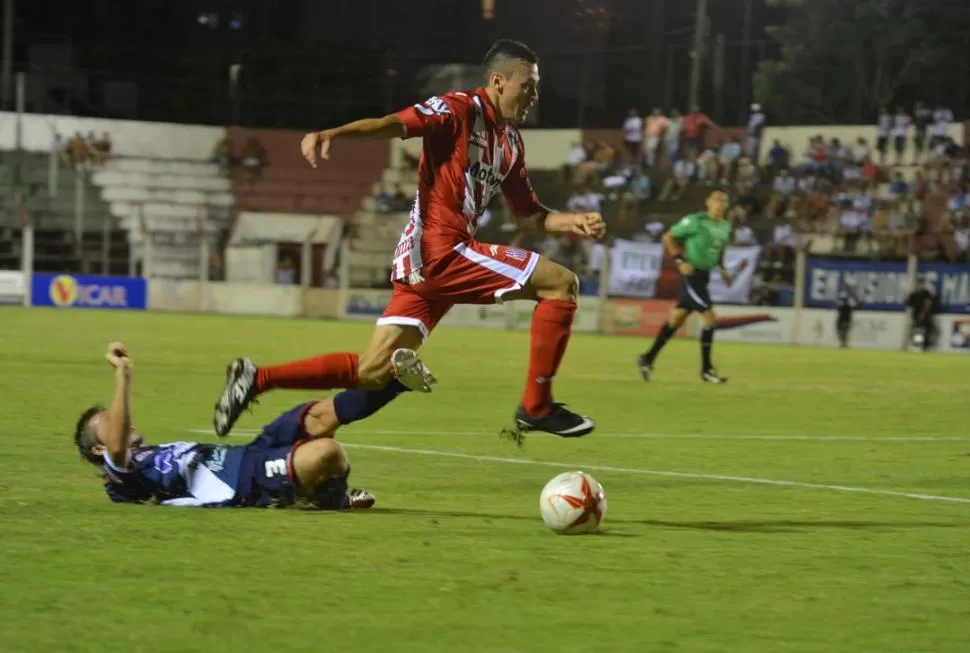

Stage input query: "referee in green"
[{"left": 638, "top": 189, "right": 740, "bottom": 383}]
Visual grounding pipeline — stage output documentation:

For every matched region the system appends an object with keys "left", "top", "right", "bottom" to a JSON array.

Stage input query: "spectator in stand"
[
  {"left": 835, "top": 193, "right": 868, "bottom": 253},
  {"left": 67, "top": 132, "right": 91, "bottom": 168},
  {"left": 732, "top": 213, "right": 758, "bottom": 246},
  {"left": 952, "top": 214, "right": 970, "bottom": 262},
  {"left": 891, "top": 106, "right": 910, "bottom": 167},
  {"left": 765, "top": 217, "right": 800, "bottom": 271},
  {"left": 665, "top": 109, "right": 683, "bottom": 165},
  {"left": 211, "top": 135, "right": 234, "bottom": 174},
  {"left": 747, "top": 103, "right": 766, "bottom": 165},
  {"left": 276, "top": 256, "right": 298, "bottom": 285},
  {"left": 696, "top": 143, "right": 718, "bottom": 185},
  {"left": 889, "top": 172, "right": 910, "bottom": 203},
  {"left": 240, "top": 136, "right": 267, "bottom": 181},
  {"left": 769, "top": 168, "right": 797, "bottom": 217},
  {"left": 643, "top": 220, "right": 665, "bottom": 242},
  {"left": 563, "top": 142, "right": 588, "bottom": 181},
  {"left": 90, "top": 132, "right": 113, "bottom": 166},
  {"left": 643, "top": 108, "right": 668, "bottom": 168},
  {"left": 682, "top": 106, "right": 716, "bottom": 154},
  {"left": 912, "top": 101, "right": 932, "bottom": 164},
  {"left": 622, "top": 109, "right": 643, "bottom": 165},
  {"left": 734, "top": 156, "right": 759, "bottom": 196},
  {"left": 862, "top": 157, "right": 883, "bottom": 185},
  {"left": 570, "top": 141, "right": 602, "bottom": 185},
  {"left": 659, "top": 152, "right": 697, "bottom": 201},
  {"left": 717, "top": 137, "right": 743, "bottom": 185},
  {"left": 930, "top": 105, "right": 954, "bottom": 148},
  {"left": 913, "top": 169, "right": 931, "bottom": 202},
  {"left": 566, "top": 184, "right": 605, "bottom": 215},
  {"left": 766, "top": 139, "right": 790, "bottom": 175},
  {"left": 875, "top": 107, "right": 891, "bottom": 166}
]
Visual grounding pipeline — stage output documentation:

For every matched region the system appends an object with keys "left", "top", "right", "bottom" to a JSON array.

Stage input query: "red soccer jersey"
[{"left": 390, "top": 88, "right": 542, "bottom": 282}]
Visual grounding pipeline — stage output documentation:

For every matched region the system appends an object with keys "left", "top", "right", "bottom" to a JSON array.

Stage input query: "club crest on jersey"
[{"left": 506, "top": 247, "right": 527, "bottom": 262}]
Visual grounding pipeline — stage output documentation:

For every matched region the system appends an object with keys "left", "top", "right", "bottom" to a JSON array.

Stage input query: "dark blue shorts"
[
  {"left": 235, "top": 403, "right": 349, "bottom": 508},
  {"left": 676, "top": 269, "right": 713, "bottom": 313}
]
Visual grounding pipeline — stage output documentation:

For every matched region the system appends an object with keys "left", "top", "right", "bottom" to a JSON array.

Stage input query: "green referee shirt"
[{"left": 668, "top": 212, "right": 732, "bottom": 271}]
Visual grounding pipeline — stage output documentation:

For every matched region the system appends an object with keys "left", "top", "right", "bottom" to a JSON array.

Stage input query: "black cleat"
[
  {"left": 638, "top": 354, "right": 654, "bottom": 381},
  {"left": 213, "top": 358, "right": 259, "bottom": 437},
  {"left": 701, "top": 368, "right": 728, "bottom": 384},
  {"left": 514, "top": 403, "right": 596, "bottom": 438}
]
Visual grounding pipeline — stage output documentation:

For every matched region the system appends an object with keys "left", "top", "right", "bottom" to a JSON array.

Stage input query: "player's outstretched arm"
[
  {"left": 540, "top": 211, "right": 606, "bottom": 239},
  {"left": 103, "top": 342, "right": 134, "bottom": 467},
  {"left": 301, "top": 115, "right": 407, "bottom": 167}
]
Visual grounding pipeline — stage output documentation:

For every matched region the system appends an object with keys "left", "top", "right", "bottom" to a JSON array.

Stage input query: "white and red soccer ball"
[{"left": 539, "top": 471, "right": 607, "bottom": 534}]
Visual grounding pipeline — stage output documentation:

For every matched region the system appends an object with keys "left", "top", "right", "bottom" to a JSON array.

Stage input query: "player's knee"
[{"left": 537, "top": 264, "right": 579, "bottom": 302}]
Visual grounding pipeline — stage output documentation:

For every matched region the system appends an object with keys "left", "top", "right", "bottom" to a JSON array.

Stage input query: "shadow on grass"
[{"left": 346, "top": 508, "right": 968, "bottom": 533}]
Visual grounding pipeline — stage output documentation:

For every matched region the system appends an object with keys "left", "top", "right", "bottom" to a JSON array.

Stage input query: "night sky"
[{"left": 6, "top": 0, "right": 786, "bottom": 128}]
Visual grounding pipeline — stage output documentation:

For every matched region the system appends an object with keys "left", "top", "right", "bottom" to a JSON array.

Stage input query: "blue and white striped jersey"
[{"left": 101, "top": 442, "right": 246, "bottom": 507}]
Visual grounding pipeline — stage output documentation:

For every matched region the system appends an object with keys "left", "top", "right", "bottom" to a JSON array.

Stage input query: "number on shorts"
[{"left": 264, "top": 459, "right": 287, "bottom": 478}]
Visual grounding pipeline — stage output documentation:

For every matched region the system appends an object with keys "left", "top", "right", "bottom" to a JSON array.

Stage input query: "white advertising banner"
[
  {"left": 710, "top": 246, "right": 761, "bottom": 305},
  {"left": 0, "top": 270, "right": 24, "bottom": 305},
  {"left": 607, "top": 241, "right": 760, "bottom": 304},
  {"left": 797, "top": 308, "right": 906, "bottom": 350},
  {"left": 939, "top": 315, "right": 970, "bottom": 354},
  {"left": 607, "top": 240, "right": 664, "bottom": 299}
]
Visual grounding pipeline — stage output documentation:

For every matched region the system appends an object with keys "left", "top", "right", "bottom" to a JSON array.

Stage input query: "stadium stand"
[{"left": 92, "top": 157, "right": 233, "bottom": 279}]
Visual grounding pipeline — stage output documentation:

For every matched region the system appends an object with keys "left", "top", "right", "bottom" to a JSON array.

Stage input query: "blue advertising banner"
[
  {"left": 804, "top": 257, "right": 970, "bottom": 313},
  {"left": 31, "top": 273, "right": 147, "bottom": 310}
]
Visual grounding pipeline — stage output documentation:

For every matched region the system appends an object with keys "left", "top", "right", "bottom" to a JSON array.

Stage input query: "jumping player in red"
[{"left": 213, "top": 40, "right": 605, "bottom": 440}]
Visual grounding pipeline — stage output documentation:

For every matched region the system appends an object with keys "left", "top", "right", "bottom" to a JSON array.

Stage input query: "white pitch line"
[
  {"left": 184, "top": 429, "right": 970, "bottom": 505},
  {"left": 185, "top": 428, "right": 970, "bottom": 443}
]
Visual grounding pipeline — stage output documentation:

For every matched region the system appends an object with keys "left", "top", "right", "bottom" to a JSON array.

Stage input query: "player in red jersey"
[{"left": 214, "top": 40, "right": 604, "bottom": 440}]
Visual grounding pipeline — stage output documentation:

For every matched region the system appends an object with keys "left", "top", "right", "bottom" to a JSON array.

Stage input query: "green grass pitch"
[{"left": 1, "top": 307, "right": 968, "bottom": 653}]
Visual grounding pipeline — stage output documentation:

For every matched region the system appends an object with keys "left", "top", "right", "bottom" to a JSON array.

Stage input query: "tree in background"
[{"left": 754, "top": 0, "right": 970, "bottom": 124}]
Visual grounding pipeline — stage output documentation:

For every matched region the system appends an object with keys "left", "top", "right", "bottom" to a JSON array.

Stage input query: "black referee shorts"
[{"left": 676, "top": 269, "right": 713, "bottom": 313}]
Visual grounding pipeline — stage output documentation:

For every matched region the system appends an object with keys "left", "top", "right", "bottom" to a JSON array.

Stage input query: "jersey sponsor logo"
[
  {"left": 505, "top": 247, "right": 527, "bottom": 262},
  {"left": 468, "top": 160, "right": 502, "bottom": 188},
  {"left": 154, "top": 449, "right": 175, "bottom": 474},
  {"left": 415, "top": 96, "right": 450, "bottom": 117},
  {"left": 205, "top": 447, "right": 228, "bottom": 473},
  {"left": 264, "top": 458, "right": 287, "bottom": 478},
  {"left": 470, "top": 131, "right": 489, "bottom": 149}
]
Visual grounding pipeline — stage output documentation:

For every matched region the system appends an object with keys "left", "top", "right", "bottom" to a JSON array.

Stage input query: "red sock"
[
  {"left": 522, "top": 299, "right": 576, "bottom": 416},
  {"left": 255, "top": 353, "right": 359, "bottom": 394}
]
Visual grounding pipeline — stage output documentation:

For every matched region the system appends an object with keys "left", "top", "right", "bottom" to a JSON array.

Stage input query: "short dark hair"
[
  {"left": 74, "top": 405, "right": 104, "bottom": 465},
  {"left": 482, "top": 39, "right": 538, "bottom": 75}
]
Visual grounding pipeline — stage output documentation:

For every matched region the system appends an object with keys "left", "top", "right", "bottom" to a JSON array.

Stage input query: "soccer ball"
[{"left": 539, "top": 471, "right": 607, "bottom": 534}]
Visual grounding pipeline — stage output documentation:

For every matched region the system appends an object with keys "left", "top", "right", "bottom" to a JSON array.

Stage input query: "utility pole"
[
  {"left": 739, "top": 0, "right": 754, "bottom": 124},
  {"left": 687, "top": 0, "right": 707, "bottom": 111},
  {"left": 1, "top": 0, "right": 14, "bottom": 111}
]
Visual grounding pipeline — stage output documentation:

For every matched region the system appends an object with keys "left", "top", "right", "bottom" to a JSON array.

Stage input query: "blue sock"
[{"left": 332, "top": 380, "right": 409, "bottom": 425}]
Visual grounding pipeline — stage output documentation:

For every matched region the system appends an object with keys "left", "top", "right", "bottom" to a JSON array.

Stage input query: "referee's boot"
[
  {"left": 514, "top": 403, "right": 595, "bottom": 438},
  {"left": 701, "top": 367, "right": 728, "bottom": 384},
  {"left": 637, "top": 353, "right": 654, "bottom": 381}
]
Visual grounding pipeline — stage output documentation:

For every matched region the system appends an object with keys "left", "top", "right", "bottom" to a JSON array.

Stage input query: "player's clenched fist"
[
  {"left": 301, "top": 131, "right": 334, "bottom": 168},
  {"left": 105, "top": 342, "right": 132, "bottom": 370},
  {"left": 572, "top": 212, "right": 606, "bottom": 240}
]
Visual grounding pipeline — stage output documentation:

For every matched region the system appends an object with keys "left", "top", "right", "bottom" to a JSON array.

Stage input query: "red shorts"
[{"left": 378, "top": 241, "right": 539, "bottom": 341}]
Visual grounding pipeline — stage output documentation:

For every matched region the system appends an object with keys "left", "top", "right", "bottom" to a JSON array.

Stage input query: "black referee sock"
[
  {"left": 645, "top": 322, "right": 677, "bottom": 361},
  {"left": 700, "top": 327, "right": 715, "bottom": 371}
]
